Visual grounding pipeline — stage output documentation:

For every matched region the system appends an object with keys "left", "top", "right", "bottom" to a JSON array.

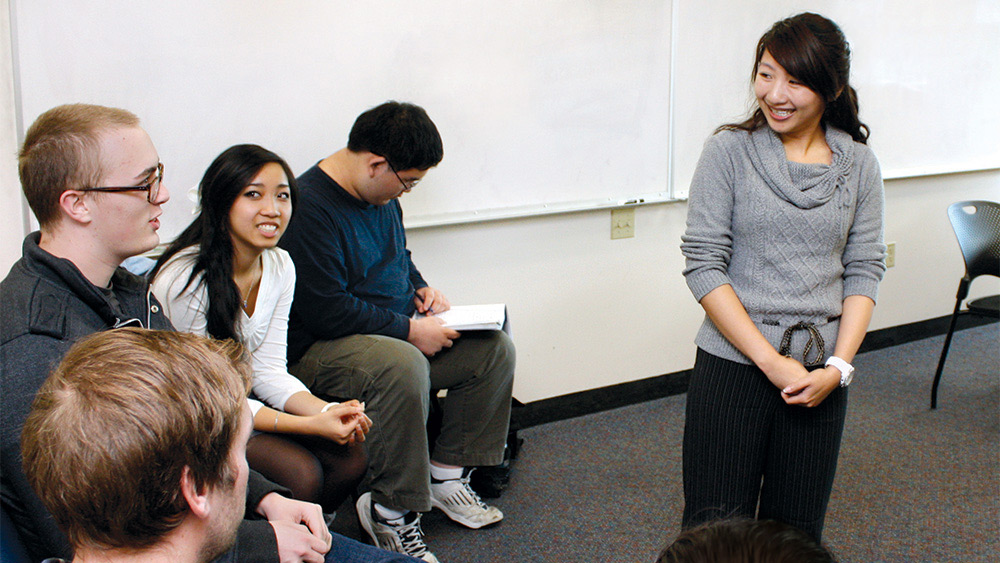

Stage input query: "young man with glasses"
[
  {"left": 1, "top": 104, "right": 416, "bottom": 563},
  {"left": 279, "top": 101, "right": 515, "bottom": 562},
  {"left": 2, "top": 104, "right": 179, "bottom": 562}
]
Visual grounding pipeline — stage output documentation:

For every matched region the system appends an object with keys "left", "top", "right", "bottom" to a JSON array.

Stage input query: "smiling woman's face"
[
  {"left": 754, "top": 49, "right": 826, "bottom": 141},
  {"left": 227, "top": 162, "right": 293, "bottom": 255}
]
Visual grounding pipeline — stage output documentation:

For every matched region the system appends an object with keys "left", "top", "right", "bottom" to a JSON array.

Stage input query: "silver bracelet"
[
  {"left": 273, "top": 411, "right": 279, "bottom": 432},
  {"left": 320, "top": 402, "right": 339, "bottom": 413}
]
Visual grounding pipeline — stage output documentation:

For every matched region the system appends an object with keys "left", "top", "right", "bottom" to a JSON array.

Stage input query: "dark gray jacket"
[{"left": 1, "top": 233, "right": 283, "bottom": 563}]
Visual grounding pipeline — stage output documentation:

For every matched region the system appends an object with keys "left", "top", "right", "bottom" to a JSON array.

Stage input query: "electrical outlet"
[
  {"left": 611, "top": 208, "right": 635, "bottom": 239},
  {"left": 886, "top": 241, "right": 896, "bottom": 268}
]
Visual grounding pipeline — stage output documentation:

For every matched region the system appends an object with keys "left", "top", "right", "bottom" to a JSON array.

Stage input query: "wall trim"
[{"left": 511, "top": 314, "right": 997, "bottom": 430}]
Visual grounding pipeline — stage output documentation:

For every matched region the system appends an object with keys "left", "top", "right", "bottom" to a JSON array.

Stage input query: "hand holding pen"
[{"left": 413, "top": 286, "right": 451, "bottom": 315}]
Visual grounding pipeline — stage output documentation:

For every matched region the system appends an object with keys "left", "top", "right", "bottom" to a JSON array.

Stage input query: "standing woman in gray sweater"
[{"left": 679, "top": 13, "right": 886, "bottom": 540}]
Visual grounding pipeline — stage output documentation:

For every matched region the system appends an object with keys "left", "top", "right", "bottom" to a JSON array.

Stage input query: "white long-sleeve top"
[{"left": 152, "top": 246, "right": 309, "bottom": 416}]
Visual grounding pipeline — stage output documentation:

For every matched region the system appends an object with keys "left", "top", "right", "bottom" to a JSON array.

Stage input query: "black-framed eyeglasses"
[
  {"left": 78, "top": 162, "right": 164, "bottom": 203},
  {"left": 386, "top": 161, "right": 420, "bottom": 192}
]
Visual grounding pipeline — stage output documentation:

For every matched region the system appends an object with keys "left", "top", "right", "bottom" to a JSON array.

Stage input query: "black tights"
[{"left": 247, "top": 432, "right": 368, "bottom": 513}]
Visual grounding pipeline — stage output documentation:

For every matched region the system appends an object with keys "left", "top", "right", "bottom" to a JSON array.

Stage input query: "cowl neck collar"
[{"left": 745, "top": 126, "right": 855, "bottom": 209}]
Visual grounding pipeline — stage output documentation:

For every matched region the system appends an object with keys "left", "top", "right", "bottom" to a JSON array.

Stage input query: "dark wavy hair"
[
  {"left": 150, "top": 144, "right": 297, "bottom": 341},
  {"left": 720, "top": 12, "right": 869, "bottom": 144},
  {"left": 347, "top": 101, "right": 444, "bottom": 170}
]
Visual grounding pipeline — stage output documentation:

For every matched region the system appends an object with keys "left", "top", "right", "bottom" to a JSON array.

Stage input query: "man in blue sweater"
[{"left": 280, "top": 102, "right": 515, "bottom": 562}]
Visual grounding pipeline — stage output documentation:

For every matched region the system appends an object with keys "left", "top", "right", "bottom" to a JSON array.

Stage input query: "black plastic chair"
[{"left": 930, "top": 200, "right": 1000, "bottom": 409}]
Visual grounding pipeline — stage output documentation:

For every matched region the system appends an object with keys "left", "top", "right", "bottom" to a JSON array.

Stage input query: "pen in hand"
[{"left": 414, "top": 293, "right": 435, "bottom": 315}]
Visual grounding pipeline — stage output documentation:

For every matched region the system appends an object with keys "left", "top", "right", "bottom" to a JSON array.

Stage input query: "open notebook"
[{"left": 413, "top": 304, "right": 507, "bottom": 331}]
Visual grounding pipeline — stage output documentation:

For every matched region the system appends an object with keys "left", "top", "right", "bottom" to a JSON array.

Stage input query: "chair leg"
[{"left": 931, "top": 298, "right": 964, "bottom": 409}]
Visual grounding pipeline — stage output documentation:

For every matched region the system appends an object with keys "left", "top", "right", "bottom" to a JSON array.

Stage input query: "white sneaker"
[
  {"left": 430, "top": 468, "right": 504, "bottom": 529},
  {"left": 356, "top": 492, "right": 440, "bottom": 563}
]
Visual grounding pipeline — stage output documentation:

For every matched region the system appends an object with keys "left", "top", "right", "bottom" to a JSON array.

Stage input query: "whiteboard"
[
  {"left": 670, "top": 0, "right": 1000, "bottom": 198},
  {"left": 11, "top": 0, "right": 673, "bottom": 233},
  {"left": 11, "top": 1, "right": 999, "bottom": 233}
]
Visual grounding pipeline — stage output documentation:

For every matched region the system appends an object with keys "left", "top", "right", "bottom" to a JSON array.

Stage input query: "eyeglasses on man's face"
[
  {"left": 78, "top": 162, "right": 164, "bottom": 203},
  {"left": 386, "top": 160, "right": 420, "bottom": 192}
]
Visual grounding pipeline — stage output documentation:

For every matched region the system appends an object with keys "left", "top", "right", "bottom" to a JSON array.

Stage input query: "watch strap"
[{"left": 825, "top": 356, "right": 854, "bottom": 387}]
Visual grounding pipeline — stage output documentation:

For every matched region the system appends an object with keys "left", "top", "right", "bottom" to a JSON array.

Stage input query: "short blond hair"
[
  {"left": 18, "top": 103, "right": 140, "bottom": 227},
  {"left": 21, "top": 328, "right": 251, "bottom": 551}
]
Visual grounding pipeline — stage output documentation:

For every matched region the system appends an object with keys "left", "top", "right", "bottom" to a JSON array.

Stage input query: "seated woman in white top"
[{"left": 151, "top": 144, "right": 370, "bottom": 513}]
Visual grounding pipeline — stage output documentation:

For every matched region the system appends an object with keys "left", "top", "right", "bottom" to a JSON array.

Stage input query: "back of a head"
[
  {"left": 658, "top": 519, "right": 837, "bottom": 563},
  {"left": 347, "top": 101, "right": 444, "bottom": 171},
  {"left": 18, "top": 103, "right": 140, "bottom": 228},
  {"left": 21, "top": 328, "right": 251, "bottom": 553}
]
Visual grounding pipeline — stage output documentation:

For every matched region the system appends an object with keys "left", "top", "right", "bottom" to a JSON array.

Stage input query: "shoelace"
[
  {"left": 395, "top": 516, "right": 431, "bottom": 558},
  {"left": 454, "top": 475, "right": 490, "bottom": 509}
]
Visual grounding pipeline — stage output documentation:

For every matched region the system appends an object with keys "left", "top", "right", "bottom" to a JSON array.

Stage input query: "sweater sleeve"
[
  {"left": 247, "top": 251, "right": 309, "bottom": 411},
  {"left": 233, "top": 520, "right": 280, "bottom": 563},
  {"left": 246, "top": 469, "right": 290, "bottom": 514},
  {"left": 233, "top": 470, "right": 291, "bottom": 563},
  {"left": 681, "top": 133, "right": 738, "bottom": 301},
  {"left": 842, "top": 145, "right": 887, "bottom": 301}
]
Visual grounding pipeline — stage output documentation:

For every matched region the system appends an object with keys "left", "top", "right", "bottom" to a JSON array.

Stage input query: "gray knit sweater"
[{"left": 680, "top": 126, "right": 886, "bottom": 365}]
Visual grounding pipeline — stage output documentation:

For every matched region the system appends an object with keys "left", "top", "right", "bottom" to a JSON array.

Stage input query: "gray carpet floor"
[{"left": 333, "top": 323, "right": 999, "bottom": 562}]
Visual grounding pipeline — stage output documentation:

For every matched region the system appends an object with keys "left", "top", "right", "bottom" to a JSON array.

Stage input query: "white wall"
[{"left": 0, "top": 0, "right": 25, "bottom": 272}]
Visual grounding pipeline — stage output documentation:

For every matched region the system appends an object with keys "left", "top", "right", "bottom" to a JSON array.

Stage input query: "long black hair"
[
  {"left": 150, "top": 144, "right": 298, "bottom": 341},
  {"left": 720, "top": 12, "right": 869, "bottom": 144}
]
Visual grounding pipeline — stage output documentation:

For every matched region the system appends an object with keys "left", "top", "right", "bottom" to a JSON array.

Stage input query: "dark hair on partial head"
[
  {"left": 22, "top": 328, "right": 251, "bottom": 551},
  {"left": 347, "top": 101, "right": 444, "bottom": 171},
  {"left": 657, "top": 518, "right": 838, "bottom": 563},
  {"left": 720, "top": 12, "right": 869, "bottom": 143},
  {"left": 150, "top": 144, "right": 297, "bottom": 341}
]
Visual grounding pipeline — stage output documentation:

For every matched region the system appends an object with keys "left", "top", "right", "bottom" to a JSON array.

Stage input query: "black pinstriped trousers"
[{"left": 681, "top": 348, "right": 848, "bottom": 541}]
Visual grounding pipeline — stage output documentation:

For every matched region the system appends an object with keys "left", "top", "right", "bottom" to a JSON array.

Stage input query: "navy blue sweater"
[{"left": 280, "top": 165, "right": 427, "bottom": 364}]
